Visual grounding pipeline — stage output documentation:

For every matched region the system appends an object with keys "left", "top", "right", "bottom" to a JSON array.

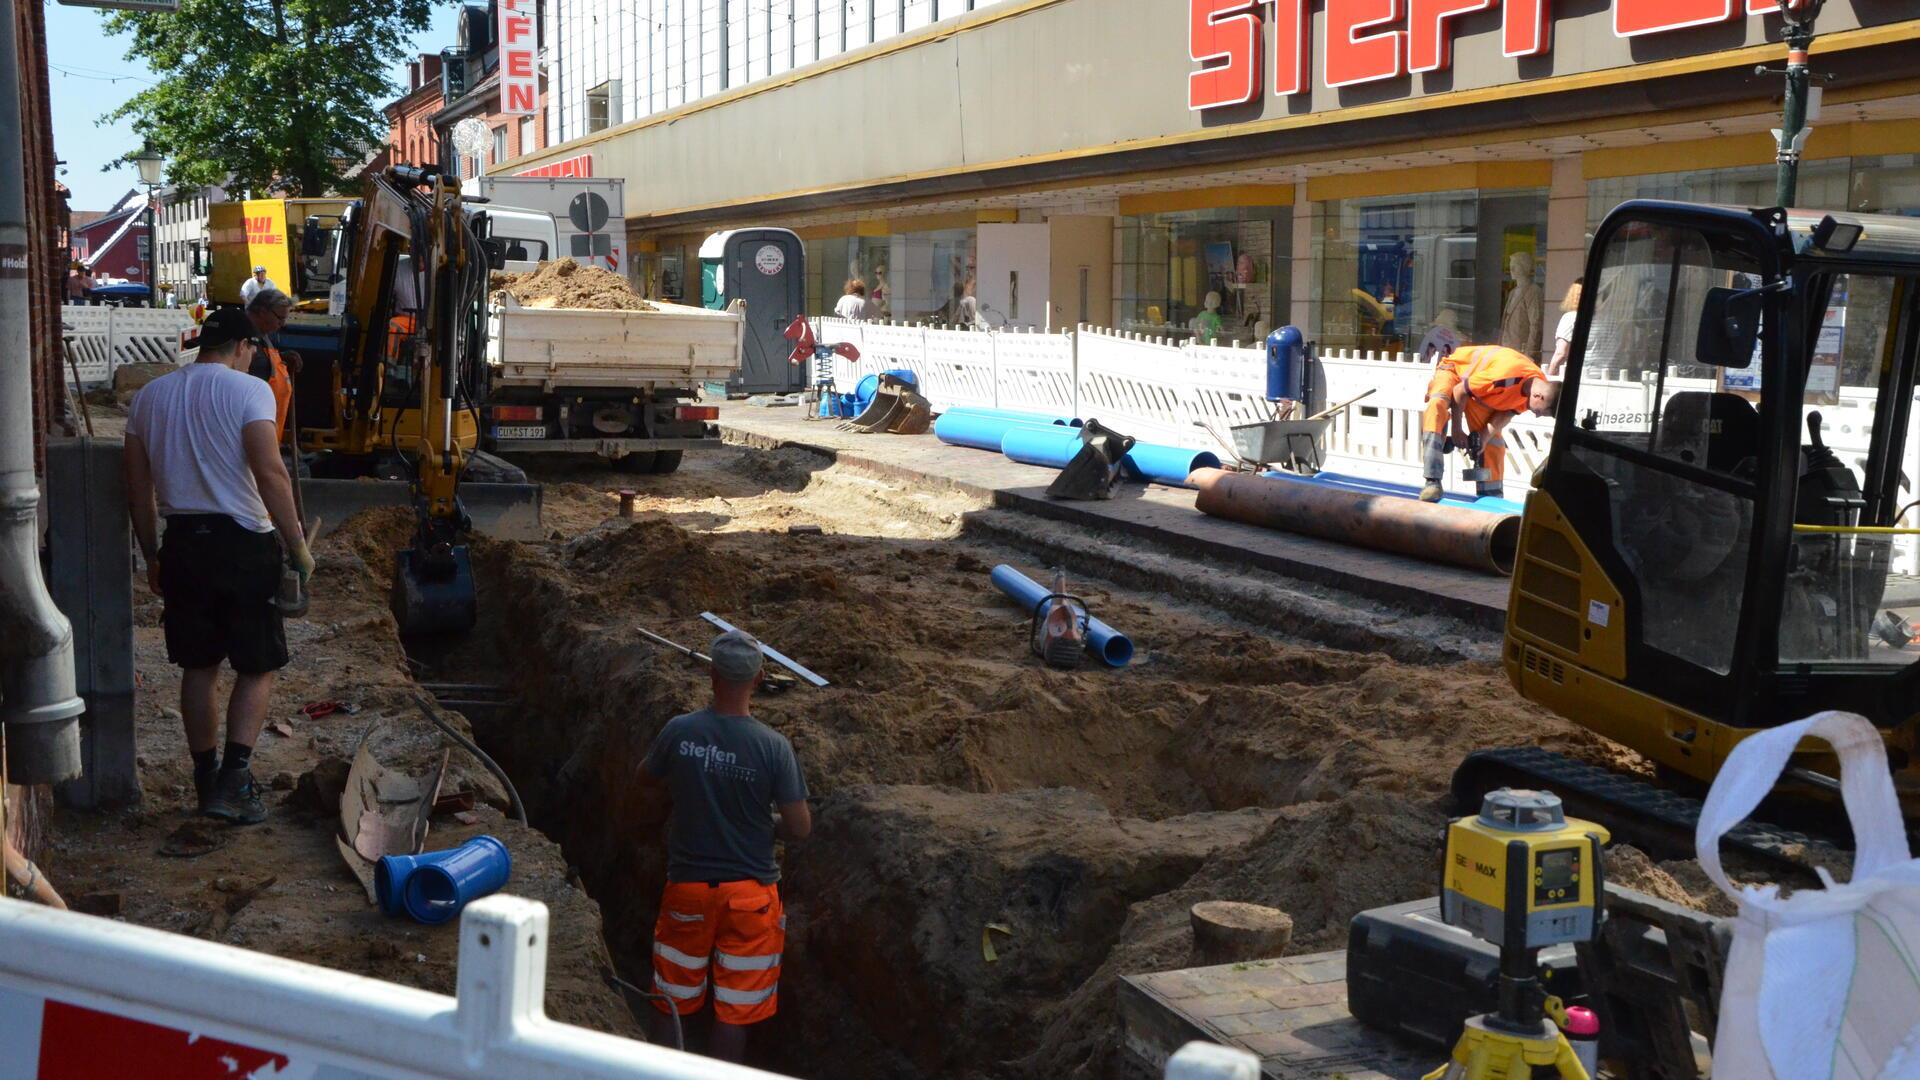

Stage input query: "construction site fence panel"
[
  {"left": 0, "top": 893, "right": 785, "bottom": 1080},
  {"left": 809, "top": 320, "right": 1920, "bottom": 572},
  {"left": 58, "top": 305, "right": 195, "bottom": 389}
]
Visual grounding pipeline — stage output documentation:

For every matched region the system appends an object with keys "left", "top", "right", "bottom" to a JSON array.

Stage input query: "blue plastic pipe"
[
  {"left": 1121, "top": 444, "right": 1223, "bottom": 487},
  {"left": 989, "top": 565, "right": 1133, "bottom": 668},
  {"left": 933, "top": 410, "right": 1067, "bottom": 451},
  {"left": 999, "top": 425, "right": 1085, "bottom": 468},
  {"left": 400, "top": 835, "right": 513, "bottom": 925},
  {"left": 941, "top": 406, "right": 1082, "bottom": 427}
]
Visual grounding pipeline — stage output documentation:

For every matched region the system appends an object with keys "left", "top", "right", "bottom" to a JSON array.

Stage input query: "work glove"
[{"left": 289, "top": 538, "right": 315, "bottom": 588}]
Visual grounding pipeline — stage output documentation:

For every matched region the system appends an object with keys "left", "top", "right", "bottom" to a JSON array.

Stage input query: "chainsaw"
[{"left": 1028, "top": 568, "right": 1092, "bottom": 669}]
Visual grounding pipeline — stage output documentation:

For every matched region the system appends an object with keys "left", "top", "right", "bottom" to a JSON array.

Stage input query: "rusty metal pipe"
[{"left": 1189, "top": 468, "right": 1521, "bottom": 576}]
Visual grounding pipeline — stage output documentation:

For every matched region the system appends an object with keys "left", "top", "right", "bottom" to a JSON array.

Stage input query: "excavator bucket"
[
  {"left": 304, "top": 480, "right": 543, "bottom": 540},
  {"left": 1048, "top": 420, "right": 1137, "bottom": 500},
  {"left": 391, "top": 544, "right": 478, "bottom": 637},
  {"left": 842, "top": 374, "right": 934, "bottom": 435}
]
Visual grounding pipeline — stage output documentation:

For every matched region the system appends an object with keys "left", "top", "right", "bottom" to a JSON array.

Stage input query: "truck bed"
[{"left": 486, "top": 298, "right": 743, "bottom": 391}]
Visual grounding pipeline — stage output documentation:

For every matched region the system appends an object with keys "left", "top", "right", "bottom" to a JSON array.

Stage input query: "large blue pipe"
[
  {"left": 1122, "top": 444, "right": 1223, "bottom": 487},
  {"left": 999, "top": 425, "right": 1085, "bottom": 468},
  {"left": 989, "top": 565, "right": 1133, "bottom": 668},
  {"left": 1278, "top": 470, "right": 1525, "bottom": 516},
  {"left": 933, "top": 411, "right": 1065, "bottom": 451},
  {"left": 941, "top": 406, "right": 1082, "bottom": 427}
]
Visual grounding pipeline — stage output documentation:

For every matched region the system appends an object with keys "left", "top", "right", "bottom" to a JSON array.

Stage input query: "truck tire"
[
  {"left": 613, "top": 451, "right": 659, "bottom": 474},
  {"left": 650, "top": 451, "right": 684, "bottom": 475}
]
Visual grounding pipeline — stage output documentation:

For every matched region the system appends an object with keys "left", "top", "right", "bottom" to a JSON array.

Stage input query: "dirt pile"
[
  {"left": 491, "top": 259, "right": 654, "bottom": 311},
  {"left": 399, "top": 451, "right": 1627, "bottom": 1077}
]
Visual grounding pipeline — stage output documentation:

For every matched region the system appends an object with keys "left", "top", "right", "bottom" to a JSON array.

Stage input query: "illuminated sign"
[
  {"left": 499, "top": 0, "right": 539, "bottom": 116},
  {"left": 1189, "top": 0, "right": 1783, "bottom": 109}
]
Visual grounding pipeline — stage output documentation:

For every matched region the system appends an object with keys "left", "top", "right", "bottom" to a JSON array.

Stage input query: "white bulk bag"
[{"left": 1698, "top": 710, "right": 1920, "bottom": 1080}]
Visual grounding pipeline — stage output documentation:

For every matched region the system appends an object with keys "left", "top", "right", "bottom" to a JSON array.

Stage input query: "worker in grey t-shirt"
[{"left": 639, "top": 630, "right": 810, "bottom": 1062}]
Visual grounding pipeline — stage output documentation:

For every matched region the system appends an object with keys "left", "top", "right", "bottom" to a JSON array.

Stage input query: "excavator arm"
[{"left": 346, "top": 166, "right": 492, "bottom": 635}]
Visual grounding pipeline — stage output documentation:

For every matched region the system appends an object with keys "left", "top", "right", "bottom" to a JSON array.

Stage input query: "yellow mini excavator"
[
  {"left": 281, "top": 165, "right": 539, "bottom": 635},
  {"left": 1458, "top": 200, "right": 1920, "bottom": 860}
]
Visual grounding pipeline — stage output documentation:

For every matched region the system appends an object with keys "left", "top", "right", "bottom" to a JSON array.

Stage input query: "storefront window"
[
  {"left": 1587, "top": 160, "right": 1853, "bottom": 230},
  {"left": 1313, "top": 188, "right": 1547, "bottom": 359},
  {"left": 805, "top": 231, "right": 972, "bottom": 322},
  {"left": 1115, "top": 207, "right": 1287, "bottom": 344}
]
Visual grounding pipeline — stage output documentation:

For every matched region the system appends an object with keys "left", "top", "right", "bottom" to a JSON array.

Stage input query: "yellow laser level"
[{"left": 1425, "top": 789, "right": 1611, "bottom": 1080}]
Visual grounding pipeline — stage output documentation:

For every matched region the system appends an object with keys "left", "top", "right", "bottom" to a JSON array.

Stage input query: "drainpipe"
[{"left": 0, "top": 0, "right": 83, "bottom": 783}]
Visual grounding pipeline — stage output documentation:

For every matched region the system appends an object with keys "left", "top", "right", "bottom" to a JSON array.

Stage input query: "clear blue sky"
[{"left": 45, "top": 1, "right": 464, "bottom": 212}]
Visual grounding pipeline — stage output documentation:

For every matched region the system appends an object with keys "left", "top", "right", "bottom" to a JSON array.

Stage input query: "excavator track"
[{"left": 1453, "top": 746, "right": 1850, "bottom": 878}]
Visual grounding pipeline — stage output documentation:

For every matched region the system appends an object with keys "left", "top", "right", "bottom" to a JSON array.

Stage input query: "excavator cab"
[{"left": 1505, "top": 200, "right": 1920, "bottom": 799}]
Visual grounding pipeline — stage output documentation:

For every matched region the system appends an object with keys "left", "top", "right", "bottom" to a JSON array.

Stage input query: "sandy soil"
[
  {"left": 36, "top": 495, "right": 639, "bottom": 1038},
  {"left": 491, "top": 260, "right": 654, "bottom": 311},
  {"left": 415, "top": 445, "right": 1633, "bottom": 1077}
]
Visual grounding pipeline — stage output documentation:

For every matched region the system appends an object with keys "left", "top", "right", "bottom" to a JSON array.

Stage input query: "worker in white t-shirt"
[
  {"left": 124, "top": 307, "right": 311, "bottom": 827},
  {"left": 239, "top": 266, "right": 277, "bottom": 304}
]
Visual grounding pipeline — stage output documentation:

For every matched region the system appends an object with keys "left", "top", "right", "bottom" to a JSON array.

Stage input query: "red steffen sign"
[
  {"left": 498, "top": 0, "right": 538, "bottom": 115},
  {"left": 1191, "top": 0, "right": 1784, "bottom": 109},
  {"left": 516, "top": 154, "right": 594, "bottom": 178}
]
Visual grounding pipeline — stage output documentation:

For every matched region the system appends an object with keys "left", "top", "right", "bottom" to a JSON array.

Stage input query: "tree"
[{"left": 101, "top": 0, "right": 435, "bottom": 196}]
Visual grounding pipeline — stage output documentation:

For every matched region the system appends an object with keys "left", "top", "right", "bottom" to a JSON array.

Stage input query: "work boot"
[
  {"left": 204, "top": 767, "right": 268, "bottom": 825},
  {"left": 1418, "top": 482, "right": 1444, "bottom": 503},
  {"left": 193, "top": 760, "right": 220, "bottom": 814}
]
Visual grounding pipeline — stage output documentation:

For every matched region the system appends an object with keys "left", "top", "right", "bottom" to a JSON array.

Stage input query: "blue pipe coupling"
[
  {"left": 376, "top": 835, "right": 513, "bottom": 924},
  {"left": 989, "top": 564, "right": 1134, "bottom": 668}
]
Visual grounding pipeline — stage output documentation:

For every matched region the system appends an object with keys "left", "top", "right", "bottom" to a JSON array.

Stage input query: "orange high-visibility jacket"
[{"left": 1447, "top": 345, "right": 1544, "bottom": 415}]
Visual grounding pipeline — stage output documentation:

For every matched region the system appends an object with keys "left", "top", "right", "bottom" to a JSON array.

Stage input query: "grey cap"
[{"left": 710, "top": 630, "right": 764, "bottom": 683}]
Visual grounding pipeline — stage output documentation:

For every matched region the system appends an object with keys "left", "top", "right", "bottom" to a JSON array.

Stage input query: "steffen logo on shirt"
[{"left": 680, "top": 740, "right": 758, "bottom": 782}]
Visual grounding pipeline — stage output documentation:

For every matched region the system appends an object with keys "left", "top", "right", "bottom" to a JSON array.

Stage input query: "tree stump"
[{"left": 1189, "top": 901, "right": 1294, "bottom": 967}]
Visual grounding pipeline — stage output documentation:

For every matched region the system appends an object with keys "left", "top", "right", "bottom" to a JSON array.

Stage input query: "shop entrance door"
[{"left": 977, "top": 223, "right": 1050, "bottom": 331}]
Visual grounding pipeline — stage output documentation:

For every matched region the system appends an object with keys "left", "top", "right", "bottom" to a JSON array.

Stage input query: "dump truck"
[{"left": 479, "top": 295, "right": 742, "bottom": 474}]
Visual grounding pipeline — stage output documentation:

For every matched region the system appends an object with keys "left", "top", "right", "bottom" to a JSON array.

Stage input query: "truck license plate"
[{"left": 494, "top": 424, "right": 547, "bottom": 439}]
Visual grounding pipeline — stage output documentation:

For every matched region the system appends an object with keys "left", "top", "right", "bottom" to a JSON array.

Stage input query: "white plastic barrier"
[
  {"left": 804, "top": 315, "right": 1920, "bottom": 566},
  {"left": 1074, "top": 328, "right": 1195, "bottom": 447},
  {"left": 58, "top": 304, "right": 196, "bottom": 388},
  {"left": 0, "top": 894, "right": 785, "bottom": 1080}
]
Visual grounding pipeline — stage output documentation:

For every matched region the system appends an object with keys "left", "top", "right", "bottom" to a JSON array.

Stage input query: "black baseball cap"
[{"left": 197, "top": 308, "right": 259, "bottom": 352}]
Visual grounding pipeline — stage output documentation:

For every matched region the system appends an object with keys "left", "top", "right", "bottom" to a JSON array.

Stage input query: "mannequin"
[
  {"left": 1192, "top": 291, "right": 1226, "bottom": 344},
  {"left": 1500, "top": 251, "right": 1542, "bottom": 358}
]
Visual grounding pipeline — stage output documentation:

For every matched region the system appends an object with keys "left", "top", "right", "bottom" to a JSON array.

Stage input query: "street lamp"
[{"left": 133, "top": 148, "right": 163, "bottom": 308}]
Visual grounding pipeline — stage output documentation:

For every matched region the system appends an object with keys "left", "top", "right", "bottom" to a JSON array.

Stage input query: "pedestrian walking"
[
  {"left": 123, "top": 307, "right": 312, "bottom": 825},
  {"left": 639, "top": 631, "right": 811, "bottom": 1063},
  {"left": 240, "top": 265, "right": 277, "bottom": 304},
  {"left": 834, "top": 278, "right": 869, "bottom": 321},
  {"left": 1548, "top": 278, "right": 1583, "bottom": 378}
]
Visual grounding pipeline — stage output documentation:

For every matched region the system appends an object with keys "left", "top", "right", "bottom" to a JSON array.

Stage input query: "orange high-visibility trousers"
[
  {"left": 1422, "top": 346, "right": 1531, "bottom": 496},
  {"left": 650, "top": 880, "right": 785, "bottom": 1025}
]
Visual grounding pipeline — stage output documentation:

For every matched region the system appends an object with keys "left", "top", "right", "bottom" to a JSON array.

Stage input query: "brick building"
[
  {"left": 386, "top": 52, "right": 446, "bottom": 171},
  {"left": 383, "top": 5, "right": 549, "bottom": 183}
]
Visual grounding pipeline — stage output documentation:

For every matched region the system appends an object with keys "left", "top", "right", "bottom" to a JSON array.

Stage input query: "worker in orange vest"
[
  {"left": 1420, "top": 344, "right": 1557, "bottom": 502},
  {"left": 244, "top": 289, "right": 299, "bottom": 445}
]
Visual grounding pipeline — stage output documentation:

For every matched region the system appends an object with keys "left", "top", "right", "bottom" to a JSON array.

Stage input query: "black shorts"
[{"left": 159, "top": 514, "right": 289, "bottom": 674}]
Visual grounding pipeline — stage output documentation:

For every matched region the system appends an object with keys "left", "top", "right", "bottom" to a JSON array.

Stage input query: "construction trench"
[
  {"left": 368, "top": 443, "right": 1704, "bottom": 1079},
  {"left": 41, "top": 429, "right": 1763, "bottom": 1079}
]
